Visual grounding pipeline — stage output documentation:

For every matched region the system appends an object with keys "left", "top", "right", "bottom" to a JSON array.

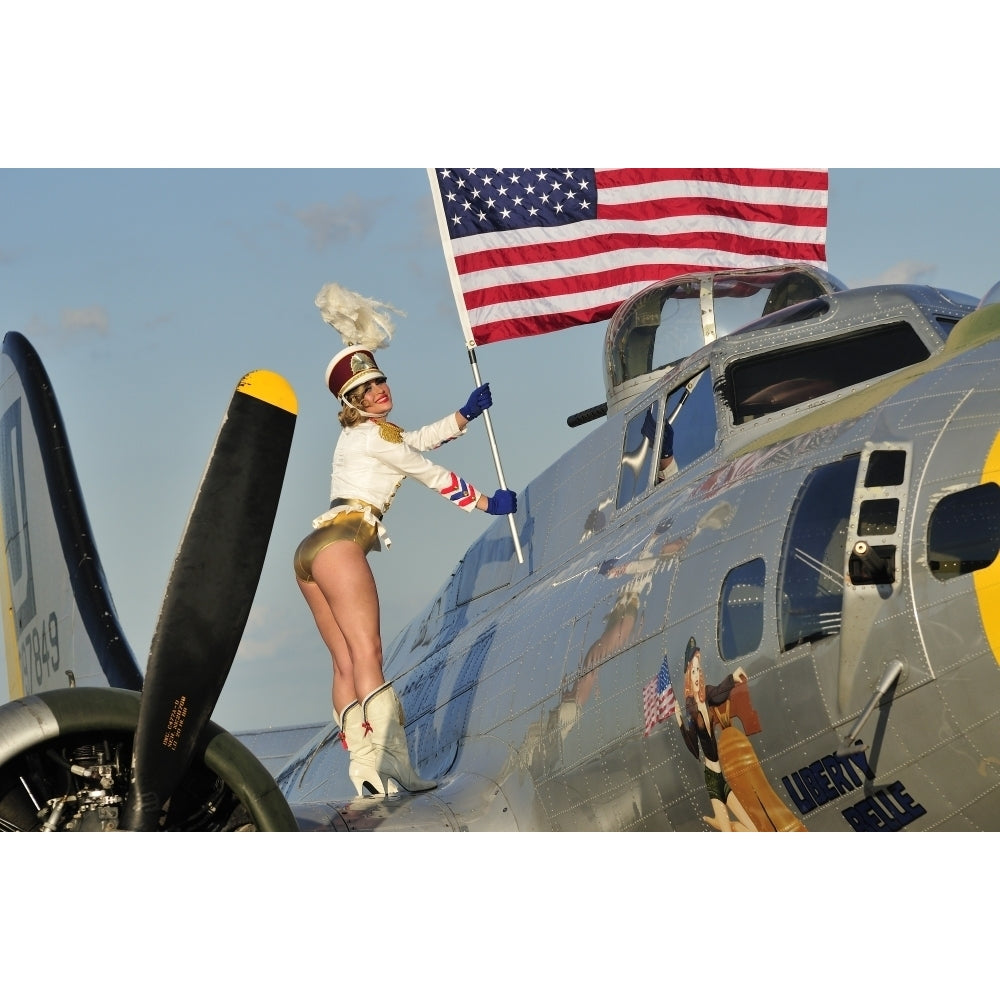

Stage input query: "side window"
[
  {"left": 616, "top": 401, "right": 659, "bottom": 508},
  {"left": 927, "top": 483, "right": 1000, "bottom": 580},
  {"left": 664, "top": 367, "right": 716, "bottom": 474},
  {"left": 727, "top": 323, "right": 931, "bottom": 426},
  {"left": 779, "top": 456, "right": 859, "bottom": 650},
  {"left": 617, "top": 367, "right": 717, "bottom": 508},
  {"left": 719, "top": 558, "right": 765, "bottom": 660}
]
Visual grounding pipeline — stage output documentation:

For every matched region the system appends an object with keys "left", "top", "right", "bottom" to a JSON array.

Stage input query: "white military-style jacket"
[{"left": 311, "top": 413, "right": 480, "bottom": 548}]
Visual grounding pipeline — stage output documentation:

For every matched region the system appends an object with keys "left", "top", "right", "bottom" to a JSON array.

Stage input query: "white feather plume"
[{"left": 315, "top": 283, "right": 404, "bottom": 351}]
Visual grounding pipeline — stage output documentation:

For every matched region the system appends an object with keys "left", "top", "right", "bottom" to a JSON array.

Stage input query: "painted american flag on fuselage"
[{"left": 643, "top": 656, "right": 677, "bottom": 736}]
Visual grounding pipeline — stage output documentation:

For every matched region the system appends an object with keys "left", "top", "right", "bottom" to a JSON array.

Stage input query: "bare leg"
[
  {"left": 305, "top": 540, "right": 384, "bottom": 710},
  {"left": 297, "top": 576, "right": 356, "bottom": 717}
]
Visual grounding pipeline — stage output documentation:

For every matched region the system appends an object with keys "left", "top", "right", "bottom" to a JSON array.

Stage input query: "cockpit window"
[
  {"left": 616, "top": 402, "right": 659, "bottom": 508},
  {"left": 664, "top": 368, "right": 716, "bottom": 471},
  {"left": 726, "top": 322, "right": 931, "bottom": 425},
  {"left": 608, "top": 282, "right": 703, "bottom": 389},
  {"left": 616, "top": 367, "right": 717, "bottom": 507}
]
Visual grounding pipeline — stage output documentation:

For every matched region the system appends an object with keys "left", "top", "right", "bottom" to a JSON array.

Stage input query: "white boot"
[
  {"left": 336, "top": 701, "right": 381, "bottom": 796},
  {"left": 360, "top": 683, "right": 437, "bottom": 794}
]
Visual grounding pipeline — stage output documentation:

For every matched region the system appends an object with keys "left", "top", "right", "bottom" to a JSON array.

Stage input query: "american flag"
[
  {"left": 429, "top": 168, "right": 829, "bottom": 346},
  {"left": 643, "top": 656, "right": 677, "bottom": 736}
]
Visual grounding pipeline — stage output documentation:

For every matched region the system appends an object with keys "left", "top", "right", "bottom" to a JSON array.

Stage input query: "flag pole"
[{"left": 426, "top": 168, "right": 524, "bottom": 564}]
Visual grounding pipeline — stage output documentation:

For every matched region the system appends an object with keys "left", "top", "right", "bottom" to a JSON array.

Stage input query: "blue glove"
[
  {"left": 485, "top": 489, "right": 517, "bottom": 516},
  {"left": 460, "top": 383, "right": 493, "bottom": 421}
]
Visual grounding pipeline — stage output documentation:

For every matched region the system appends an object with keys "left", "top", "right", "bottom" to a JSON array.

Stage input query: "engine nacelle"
[{"left": 0, "top": 689, "right": 298, "bottom": 831}]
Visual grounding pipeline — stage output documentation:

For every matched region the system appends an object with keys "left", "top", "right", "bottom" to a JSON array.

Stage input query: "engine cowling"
[{"left": 0, "top": 689, "right": 298, "bottom": 831}]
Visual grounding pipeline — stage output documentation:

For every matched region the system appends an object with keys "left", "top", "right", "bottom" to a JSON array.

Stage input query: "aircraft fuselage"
[{"left": 280, "top": 268, "right": 1000, "bottom": 832}]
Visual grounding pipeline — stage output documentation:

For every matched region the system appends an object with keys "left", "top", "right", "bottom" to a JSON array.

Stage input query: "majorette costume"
[{"left": 294, "top": 282, "right": 509, "bottom": 798}]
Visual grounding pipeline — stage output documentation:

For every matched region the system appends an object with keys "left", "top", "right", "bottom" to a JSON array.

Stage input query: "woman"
[
  {"left": 294, "top": 341, "right": 517, "bottom": 797},
  {"left": 674, "top": 637, "right": 755, "bottom": 831}
]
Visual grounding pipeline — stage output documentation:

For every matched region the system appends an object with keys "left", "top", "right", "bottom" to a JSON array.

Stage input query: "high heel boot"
[
  {"left": 360, "top": 683, "right": 437, "bottom": 794},
  {"left": 336, "top": 701, "right": 381, "bottom": 796}
]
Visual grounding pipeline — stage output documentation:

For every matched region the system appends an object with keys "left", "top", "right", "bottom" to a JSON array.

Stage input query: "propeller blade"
[{"left": 119, "top": 370, "right": 297, "bottom": 831}]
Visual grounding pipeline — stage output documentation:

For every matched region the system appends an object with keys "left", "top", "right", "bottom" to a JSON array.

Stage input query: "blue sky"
[
  {"left": 5, "top": 7, "right": 994, "bottom": 975},
  {"left": 4, "top": 167, "right": 1000, "bottom": 734}
]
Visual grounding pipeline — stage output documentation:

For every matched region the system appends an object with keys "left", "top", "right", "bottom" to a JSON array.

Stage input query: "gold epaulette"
[{"left": 377, "top": 420, "right": 405, "bottom": 444}]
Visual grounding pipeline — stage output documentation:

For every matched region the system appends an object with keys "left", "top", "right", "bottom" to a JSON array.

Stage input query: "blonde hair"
[{"left": 338, "top": 383, "right": 370, "bottom": 428}]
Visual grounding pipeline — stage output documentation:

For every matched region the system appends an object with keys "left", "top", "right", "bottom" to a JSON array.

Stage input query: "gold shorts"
[{"left": 293, "top": 509, "right": 379, "bottom": 581}]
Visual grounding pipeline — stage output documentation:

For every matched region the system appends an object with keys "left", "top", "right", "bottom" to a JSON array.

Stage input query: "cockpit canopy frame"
[{"left": 603, "top": 265, "right": 846, "bottom": 416}]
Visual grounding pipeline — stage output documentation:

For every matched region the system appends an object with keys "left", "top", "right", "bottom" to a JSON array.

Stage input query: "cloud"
[
  {"left": 292, "top": 193, "right": 387, "bottom": 251},
  {"left": 871, "top": 260, "right": 935, "bottom": 285},
  {"left": 60, "top": 305, "right": 110, "bottom": 335},
  {"left": 237, "top": 602, "right": 305, "bottom": 661}
]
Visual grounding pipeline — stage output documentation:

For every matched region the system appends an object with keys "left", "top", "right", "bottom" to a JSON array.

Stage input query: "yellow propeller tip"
[{"left": 236, "top": 370, "right": 298, "bottom": 415}]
